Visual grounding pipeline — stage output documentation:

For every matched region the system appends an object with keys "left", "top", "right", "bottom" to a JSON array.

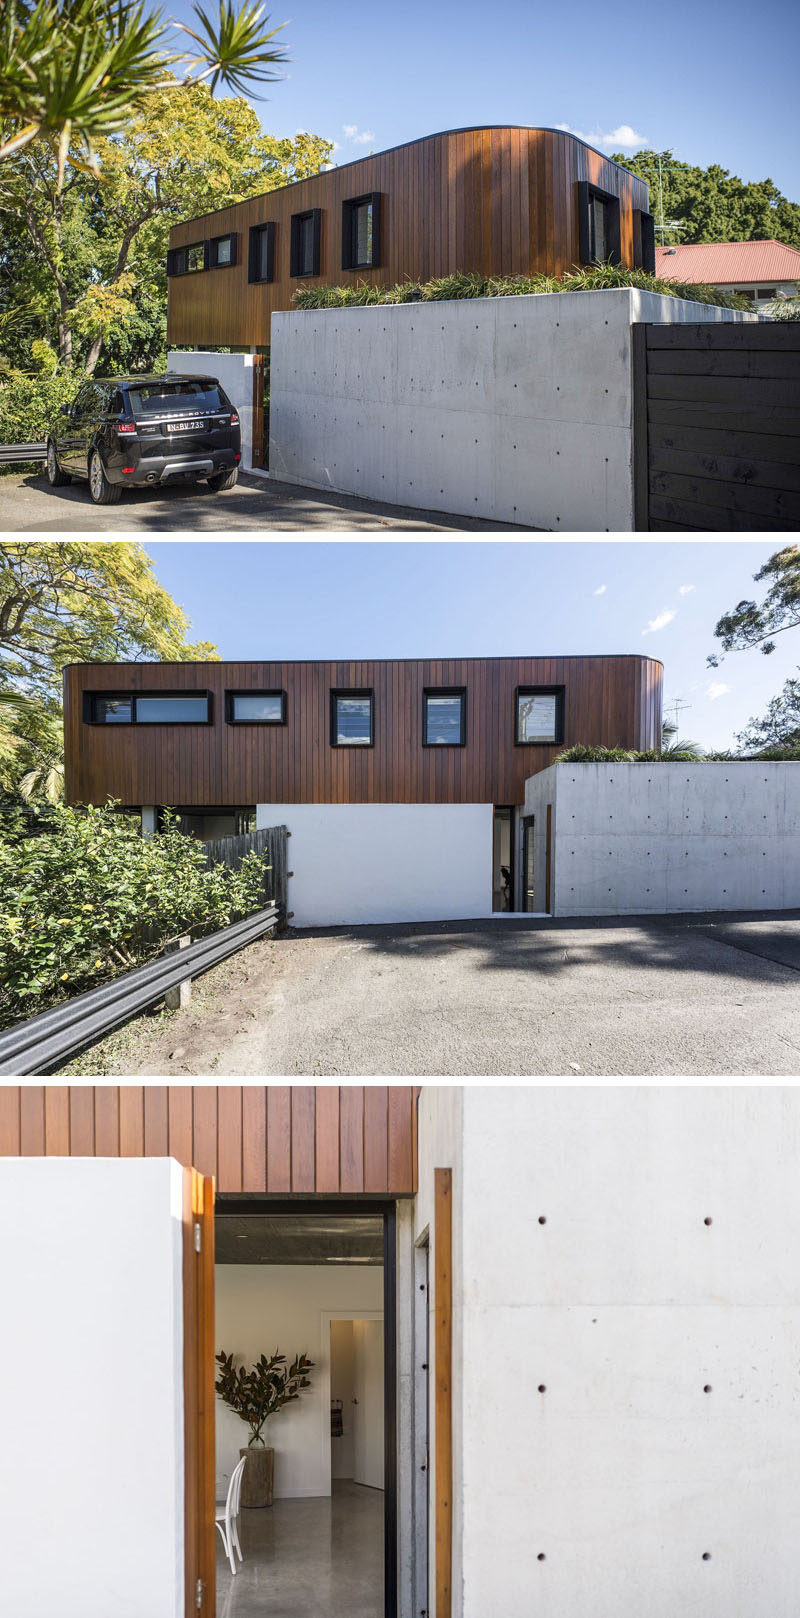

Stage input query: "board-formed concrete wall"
[
  {"left": 168, "top": 349, "right": 256, "bottom": 470},
  {"left": 444, "top": 1085, "right": 800, "bottom": 1618},
  {"left": 524, "top": 761, "right": 800, "bottom": 915},
  {"left": 268, "top": 289, "right": 752, "bottom": 530},
  {"left": 255, "top": 802, "right": 493, "bottom": 926}
]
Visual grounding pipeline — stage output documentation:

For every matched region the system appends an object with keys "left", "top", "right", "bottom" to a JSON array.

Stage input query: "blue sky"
[
  {"left": 171, "top": 0, "right": 800, "bottom": 202},
  {"left": 145, "top": 540, "right": 798, "bottom": 751}
]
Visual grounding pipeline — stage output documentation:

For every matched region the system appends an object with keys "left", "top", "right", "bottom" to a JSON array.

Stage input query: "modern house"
[
  {"left": 3, "top": 1082, "right": 800, "bottom": 1618},
  {"left": 655, "top": 239, "right": 800, "bottom": 312},
  {"left": 63, "top": 654, "right": 664, "bottom": 924}
]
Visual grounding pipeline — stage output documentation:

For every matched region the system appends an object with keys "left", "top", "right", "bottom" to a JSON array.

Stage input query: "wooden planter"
[{"left": 240, "top": 1445, "right": 275, "bottom": 1508}]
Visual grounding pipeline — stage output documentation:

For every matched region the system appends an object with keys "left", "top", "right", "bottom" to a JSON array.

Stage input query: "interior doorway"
[{"left": 330, "top": 1317, "right": 385, "bottom": 1492}]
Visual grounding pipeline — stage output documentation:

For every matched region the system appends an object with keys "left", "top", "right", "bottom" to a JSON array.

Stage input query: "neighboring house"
[
  {"left": 655, "top": 239, "right": 800, "bottom": 312},
  {"left": 165, "top": 126, "right": 656, "bottom": 353},
  {"left": 4, "top": 1083, "right": 800, "bottom": 1618},
  {"left": 63, "top": 655, "right": 663, "bottom": 924}
]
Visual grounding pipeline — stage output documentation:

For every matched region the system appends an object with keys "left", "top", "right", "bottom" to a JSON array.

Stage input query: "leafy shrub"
[
  {"left": 0, "top": 803, "right": 272, "bottom": 1030},
  {"left": 0, "top": 366, "right": 82, "bottom": 458},
  {"left": 293, "top": 263, "right": 750, "bottom": 312},
  {"left": 555, "top": 743, "right": 704, "bottom": 763}
]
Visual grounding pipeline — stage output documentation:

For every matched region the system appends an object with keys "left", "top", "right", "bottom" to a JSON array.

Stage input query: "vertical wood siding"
[
  {"left": 0, "top": 1085, "right": 418, "bottom": 1195},
  {"left": 166, "top": 126, "right": 650, "bottom": 348},
  {"left": 64, "top": 656, "right": 663, "bottom": 808}
]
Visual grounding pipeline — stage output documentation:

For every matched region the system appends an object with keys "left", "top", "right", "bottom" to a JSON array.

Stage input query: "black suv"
[{"left": 46, "top": 374, "right": 242, "bottom": 504}]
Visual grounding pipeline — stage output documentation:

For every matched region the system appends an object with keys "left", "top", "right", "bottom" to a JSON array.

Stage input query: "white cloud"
[
  {"left": 679, "top": 584, "right": 695, "bottom": 596},
  {"left": 593, "top": 584, "right": 607, "bottom": 596},
  {"left": 706, "top": 681, "right": 731, "bottom": 701},
  {"left": 342, "top": 124, "right": 374, "bottom": 145},
  {"left": 556, "top": 121, "right": 647, "bottom": 152},
  {"left": 642, "top": 608, "right": 677, "bottom": 636}
]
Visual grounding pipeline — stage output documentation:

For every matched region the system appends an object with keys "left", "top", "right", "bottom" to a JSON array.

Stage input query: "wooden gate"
[{"left": 633, "top": 322, "right": 800, "bottom": 530}]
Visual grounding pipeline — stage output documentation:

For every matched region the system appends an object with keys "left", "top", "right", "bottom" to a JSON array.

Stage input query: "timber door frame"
[
  {"left": 183, "top": 1168, "right": 216, "bottom": 1618},
  {"left": 521, "top": 814, "right": 535, "bottom": 913},
  {"left": 214, "top": 1195, "right": 398, "bottom": 1618}
]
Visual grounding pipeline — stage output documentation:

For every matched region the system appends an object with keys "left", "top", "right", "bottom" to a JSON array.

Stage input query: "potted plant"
[{"left": 215, "top": 1348, "right": 314, "bottom": 1507}]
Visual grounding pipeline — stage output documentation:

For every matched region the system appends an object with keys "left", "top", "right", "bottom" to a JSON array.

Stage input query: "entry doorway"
[
  {"left": 330, "top": 1315, "right": 385, "bottom": 1490},
  {"left": 521, "top": 816, "right": 535, "bottom": 911},
  {"left": 492, "top": 806, "right": 515, "bottom": 910}
]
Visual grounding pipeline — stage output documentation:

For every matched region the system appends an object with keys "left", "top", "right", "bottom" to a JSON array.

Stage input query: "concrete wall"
[
  {"left": 0, "top": 1157, "right": 185, "bottom": 1618},
  {"left": 418, "top": 1085, "right": 800, "bottom": 1618},
  {"left": 215, "top": 1262, "right": 382, "bottom": 1498},
  {"left": 255, "top": 802, "right": 493, "bottom": 926},
  {"left": 269, "top": 289, "right": 752, "bottom": 530},
  {"left": 524, "top": 761, "right": 800, "bottom": 915},
  {"left": 168, "top": 350, "right": 256, "bottom": 470}
]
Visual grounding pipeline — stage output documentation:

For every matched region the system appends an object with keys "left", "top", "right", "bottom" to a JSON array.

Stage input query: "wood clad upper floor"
[
  {"left": 0, "top": 1085, "right": 418, "bottom": 1196},
  {"left": 166, "top": 126, "right": 652, "bottom": 349},
  {"left": 63, "top": 655, "right": 663, "bottom": 808}
]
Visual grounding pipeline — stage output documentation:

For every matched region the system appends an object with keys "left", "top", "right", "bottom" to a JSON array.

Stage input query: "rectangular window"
[
  {"left": 756, "top": 288, "right": 777, "bottom": 299},
  {"left": 342, "top": 193, "right": 382, "bottom": 271},
  {"left": 635, "top": 209, "right": 656, "bottom": 276},
  {"left": 208, "top": 233, "right": 237, "bottom": 269},
  {"left": 423, "top": 688, "right": 466, "bottom": 746},
  {"left": 290, "top": 209, "right": 322, "bottom": 277},
  {"left": 248, "top": 221, "right": 275, "bottom": 284},
  {"left": 85, "top": 692, "right": 211, "bottom": 724},
  {"left": 126, "top": 379, "right": 227, "bottom": 419},
  {"left": 226, "top": 690, "right": 286, "bottom": 724},
  {"left": 330, "top": 689, "right": 373, "bottom": 747},
  {"left": 167, "top": 242, "right": 206, "bottom": 276},
  {"left": 576, "top": 182, "right": 621, "bottom": 266},
  {"left": 515, "top": 687, "right": 564, "bottom": 746}
]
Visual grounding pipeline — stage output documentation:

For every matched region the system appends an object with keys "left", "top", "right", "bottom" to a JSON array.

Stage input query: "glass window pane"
[
  {"left": 136, "top": 695, "right": 209, "bottom": 723},
  {"left": 355, "top": 202, "right": 372, "bottom": 265},
  {"left": 127, "top": 381, "right": 224, "bottom": 417},
  {"left": 232, "top": 694, "right": 283, "bottom": 722},
  {"left": 93, "top": 696, "right": 132, "bottom": 724},
  {"left": 518, "top": 693, "right": 557, "bottom": 742},
  {"left": 259, "top": 228, "right": 271, "bottom": 279},
  {"left": 426, "top": 694, "right": 463, "bottom": 744},
  {"left": 187, "top": 243, "right": 204, "bottom": 272},
  {"left": 335, "top": 696, "right": 371, "bottom": 744},
  {"left": 215, "top": 236, "right": 232, "bottom": 265},
  {"left": 591, "top": 196, "right": 608, "bottom": 261},
  {"left": 300, "top": 215, "right": 314, "bottom": 274}
]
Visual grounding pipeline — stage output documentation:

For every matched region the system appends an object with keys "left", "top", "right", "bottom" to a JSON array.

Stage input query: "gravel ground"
[
  {"left": 62, "top": 913, "right": 800, "bottom": 1078},
  {"left": 0, "top": 468, "right": 525, "bottom": 532}
]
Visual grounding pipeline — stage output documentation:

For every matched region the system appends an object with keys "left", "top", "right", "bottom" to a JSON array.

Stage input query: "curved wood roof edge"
[
  {"left": 173, "top": 125, "right": 649, "bottom": 232},
  {"left": 63, "top": 654, "right": 665, "bottom": 672}
]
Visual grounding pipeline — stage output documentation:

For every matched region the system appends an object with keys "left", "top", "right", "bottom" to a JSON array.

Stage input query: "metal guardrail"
[
  {"left": 0, "top": 903, "right": 281, "bottom": 1077},
  {"left": 0, "top": 442, "right": 46, "bottom": 464}
]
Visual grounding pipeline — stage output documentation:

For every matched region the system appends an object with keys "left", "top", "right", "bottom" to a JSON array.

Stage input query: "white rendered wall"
[
  {"left": 419, "top": 1085, "right": 800, "bottom": 1618},
  {"left": 256, "top": 802, "right": 493, "bottom": 925},
  {"left": 0, "top": 1157, "right": 185, "bottom": 1618},
  {"left": 524, "top": 761, "right": 800, "bottom": 915},
  {"left": 215, "top": 1263, "right": 382, "bottom": 1497},
  {"left": 168, "top": 350, "right": 255, "bottom": 470},
  {"left": 269, "top": 289, "right": 752, "bottom": 530}
]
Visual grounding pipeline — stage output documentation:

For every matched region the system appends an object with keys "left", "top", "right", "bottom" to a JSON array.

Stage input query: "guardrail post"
[{"left": 164, "top": 934, "right": 192, "bottom": 1009}]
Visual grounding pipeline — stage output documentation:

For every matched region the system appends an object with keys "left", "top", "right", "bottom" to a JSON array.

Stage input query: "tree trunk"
[{"left": 85, "top": 334, "right": 103, "bottom": 375}]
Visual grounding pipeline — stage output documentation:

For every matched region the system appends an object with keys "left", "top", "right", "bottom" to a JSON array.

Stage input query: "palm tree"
[
  {"left": 0, "top": 689, "right": 64, "bottom": 803},
  {"left": 661, "top": 717, "right": 704, "bottom": 759}
]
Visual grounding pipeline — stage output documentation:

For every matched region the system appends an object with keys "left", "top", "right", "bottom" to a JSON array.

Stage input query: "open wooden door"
[{"left": 183, "top": 1169, "right": 216, "bottom": 1618}]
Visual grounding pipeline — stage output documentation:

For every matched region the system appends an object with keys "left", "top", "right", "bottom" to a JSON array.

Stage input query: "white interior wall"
[
  {"left": 453, "top": 1086, "right": 800, "bottom": 1618},
  {"left": 0, "top": 1157, "right": 185, "bottom": 1618},
  {"left": 353, "top": 1318, "right": 385, "bottom": 1489},
  {"left": 525, "top": 761, "right": 800, "bottom": 915},
  {"left": 168, "top": 350, "right": 256, "bottom": 470},
  {"left": 269, "top": 289, "right": 752, "bottom": 530},
  {"left": 330, "top": 1319, "right": 356, "bottom": 1478},
  {"left": 215, "top": 1264, "right": 382, "bottom": 1497},
  {"left": 255, "top": 802, "right": 493, "bottom": 925}
]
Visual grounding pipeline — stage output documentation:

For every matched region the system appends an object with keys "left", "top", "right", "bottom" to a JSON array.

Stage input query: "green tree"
[
  {"left": 708, "top": 545, "right": 800, "bottom": 664},
  {"left": 736, "top": 674, "right": 800, "bottom": 754},
  {"left": 611, "top": 149, "right": 800, "bottom": 250}
]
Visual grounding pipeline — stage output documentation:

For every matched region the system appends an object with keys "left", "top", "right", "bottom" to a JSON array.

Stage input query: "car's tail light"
[
  {"left": 230, "top": 412, "right": 240, "bottom": 428},
  {"left": 122, "top": 465, "right": 135, "bottom": 474},
  {"left": 117, "top": 421, "right": 137, "bottom": 436},
  {"left": 235, "top": 452, "right": 241, "bottom": 462}
]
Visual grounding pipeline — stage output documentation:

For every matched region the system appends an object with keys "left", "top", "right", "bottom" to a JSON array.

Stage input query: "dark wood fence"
[
  {"left": 202, "top": 823, "right": 288, "bottom": 912},
  {"left": 633, "top": 322, "right": 800, "bottom": 530}
]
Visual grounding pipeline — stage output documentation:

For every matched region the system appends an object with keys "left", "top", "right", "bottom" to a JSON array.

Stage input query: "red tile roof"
[{"left": 655, "top": 239, "right": 800, "bottom": 285}]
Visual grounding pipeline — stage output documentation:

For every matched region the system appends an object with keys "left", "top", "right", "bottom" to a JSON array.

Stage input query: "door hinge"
[
  {"left": 195, "top": 1576, "right": 204, "bottom": 1610},
  {"left": 194, "top": 1221, "right": 202, "bottom": 1254}
]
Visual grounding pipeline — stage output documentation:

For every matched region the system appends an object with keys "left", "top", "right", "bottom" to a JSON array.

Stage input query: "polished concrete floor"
[{"left": 216, "top": 1480, "right": 384, "bottom": 1618}]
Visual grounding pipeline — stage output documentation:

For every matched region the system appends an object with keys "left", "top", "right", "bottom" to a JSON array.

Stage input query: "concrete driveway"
[
  {"left": 63, "top": 912, "right": 800, "bottom": 1078},
  {"left": 0, "top": 468, "right": 525, "bottom": 532}
]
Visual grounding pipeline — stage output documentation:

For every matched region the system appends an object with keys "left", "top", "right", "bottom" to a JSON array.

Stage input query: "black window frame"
[
  {"left": 576, "top": 181, "right": 621, "bottom": 266},
  {"left": 290, "top": 208, "right": 322, "bottom": 278},
  {"left": 635, "top": 209, "right": 656, "bottom": 276},
  {"left": 207, "top": 232, "right": 238, "bottom": 270},
  {"left": 83, "top": 690, "right": 213, "bottom": 726},
  {"left": 341, "top": 192, "right": 382, "bottom": 272},
  {"left": 422, "top": 686, "right": 467, "bottom": 748},
  {"left": 329, "top": 688, "right": 374, "bottom": 749},
  {"left": 248, "top": 221, "right": 276, "bottom": 284},
  {"left": 224, "top": 689, "right": 287, "bottom": 726},
  {"left": 513, "top": 685, "right": 565, "bottom": 747},
  {"left": 166, "top": 241, "right": 207, "bottom": 277}
]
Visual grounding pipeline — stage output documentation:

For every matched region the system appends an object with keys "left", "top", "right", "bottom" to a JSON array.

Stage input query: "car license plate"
[{"left": 168, "top": 420, "right": 197, "bottom": 432}]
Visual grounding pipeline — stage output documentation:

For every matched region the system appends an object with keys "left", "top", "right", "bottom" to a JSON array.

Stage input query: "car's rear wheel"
[
  {"left": 207, "top": 466, "right": 239, "bottom": 492},
  {"left": 88, "top": 448, "right": 121, "bottom": 505},
  {"left": 46, "top": 441, "right": 70, "bottom": 487}
]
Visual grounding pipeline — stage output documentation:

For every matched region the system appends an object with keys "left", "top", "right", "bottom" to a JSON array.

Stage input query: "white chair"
[{"left": 215, "top": 1455, "right": 246, "bottom": 1575}]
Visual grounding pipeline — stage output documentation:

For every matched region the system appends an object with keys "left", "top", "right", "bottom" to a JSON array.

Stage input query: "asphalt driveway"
[
  {"left": 0, "top": 468, "right": 525, "bottom": 532},
  {"left": 63, "top": 912, "right": 800, "bottom": 1078}
]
